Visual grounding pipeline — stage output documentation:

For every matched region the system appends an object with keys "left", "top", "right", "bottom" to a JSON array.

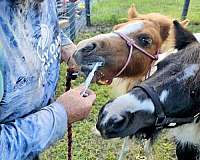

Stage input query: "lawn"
[{"left": 41, "top": 0, "right": 200, "bottom": 160}]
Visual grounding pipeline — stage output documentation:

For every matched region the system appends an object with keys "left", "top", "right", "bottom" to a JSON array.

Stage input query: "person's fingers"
[
  {"left": 87, "top": 89, "right": 95, "bottom": 96},
  {"left": 73, "top": 85, "right": 96, "bottom": 103},
  {"left": 83, "top": 88, "right": 93, "bottom": 95},
  {"left": 74, "top": 85, "right": 92, "bottom": 95},
  {"left": 90, "top": 94, "right": 96, "bottom": 104},
  {"left": 85, "top": 93, "right": 96, "bottom": 104}
]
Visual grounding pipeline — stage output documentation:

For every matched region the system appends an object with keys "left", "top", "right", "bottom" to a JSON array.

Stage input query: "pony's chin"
[
  {"left": 135, "top": 131, "right": 149, "bottom": 140},
  {"left": 96, "top": 79, "right": 113, "bottom": 85},
  {"left": 93, "top": 71, "right": 114, "bottom": 85},
  {"left": 135, "top": 127, "right": 156, "bottom": 140},
  {"left": 101, "top": 128, "right": 154, "bottom": 140},
  {"left": 80, "top": 65, "right": 113, "bottom": 84},
  {"left": 101, "top": 132, "right": 128, "bottom": 139},
  {"left": 100, "top": 129, "right": 137, "bottom": 139}
]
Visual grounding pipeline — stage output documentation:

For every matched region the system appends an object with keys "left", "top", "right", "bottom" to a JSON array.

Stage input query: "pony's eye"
[{"left": 138, "top": 35, "right": 152, "bottom": 47}]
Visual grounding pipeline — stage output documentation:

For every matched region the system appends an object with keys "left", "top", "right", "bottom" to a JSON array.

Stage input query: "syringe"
[{"left": 81, "top": 62, "right": 103, "bottom": 97}]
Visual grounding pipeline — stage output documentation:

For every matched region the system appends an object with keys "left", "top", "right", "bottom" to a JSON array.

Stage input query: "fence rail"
[{"left": 57, "top": 0, "right": 90, "bottom": 41}]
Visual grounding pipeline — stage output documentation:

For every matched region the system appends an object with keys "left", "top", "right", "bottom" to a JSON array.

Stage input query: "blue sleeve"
[
  {"left": 0, "top": 102, "right": 67, "bottom": 160},
  {"left": 60, "top": 30, "right": 73, "bottom": 47},
  {"left": 0, "top": 70, "right": 3, "bottom": 101}
]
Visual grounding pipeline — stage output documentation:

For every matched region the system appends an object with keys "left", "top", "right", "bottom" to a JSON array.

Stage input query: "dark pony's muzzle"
[
  {"left": 96, "top": 104, "right": 132, "bottom": 138},
  {"left": 96, "top": 83, "right": 200, "bottom": 139}
]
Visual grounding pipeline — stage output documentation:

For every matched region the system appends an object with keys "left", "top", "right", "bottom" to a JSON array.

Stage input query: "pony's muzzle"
[
  {"left": 74, "top": 42, "right": 97, "bottom": 57},
  {"left": 96, "top": 113, "right": 129, "bottom": 138},
  {"left": 73, "top": 42, "right": 105, "bottom": 65}
]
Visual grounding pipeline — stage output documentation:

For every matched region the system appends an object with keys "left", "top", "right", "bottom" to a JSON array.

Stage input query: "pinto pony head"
[{"left": 96, "top": 21, "right": 199, "bottom": 139}]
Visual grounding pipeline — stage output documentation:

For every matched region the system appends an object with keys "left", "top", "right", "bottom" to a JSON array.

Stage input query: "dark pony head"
[{"left": 96, "top": 21, "right": 200, "bottom": 139}]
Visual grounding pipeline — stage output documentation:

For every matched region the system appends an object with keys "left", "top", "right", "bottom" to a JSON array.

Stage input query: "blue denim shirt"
[{"left": 0, "top": 0, "right": 69, "bottom": 159}]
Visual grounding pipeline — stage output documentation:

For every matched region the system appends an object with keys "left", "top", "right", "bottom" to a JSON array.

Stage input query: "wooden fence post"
[
  {"left": 85, "top": 0, "right": 91, "bottom": 26},
  {"left": 181, "top": 0, "right": 190, "bottom": 20}
]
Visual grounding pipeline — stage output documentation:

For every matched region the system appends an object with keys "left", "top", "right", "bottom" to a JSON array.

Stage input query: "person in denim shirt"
[{"left": 0, "top": 0, "right": 96, "bottom": 159}]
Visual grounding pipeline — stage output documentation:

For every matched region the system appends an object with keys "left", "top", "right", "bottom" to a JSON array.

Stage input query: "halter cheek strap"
[
  {"left": 113, "top": 31, "right": 159, "bottom": 78},
  {"left": 133, "top": 84, "right": 200, "bottom": 130},
  {"left": 133, "top": 84, "right": 166, "bottom": 128},
  {"left": 115, "top": 45, "right": 134, "bottom": 77}
]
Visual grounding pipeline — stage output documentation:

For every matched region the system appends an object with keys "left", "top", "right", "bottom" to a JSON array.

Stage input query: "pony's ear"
[
  {"left": 128, "top": 4, "right": 138, "bottom": 20},
  {"left": 173, "top": 20, "right": 197, "bottom": 50},
  {"left": 180, "top": 19, "right": 190, "bottom": 27}
]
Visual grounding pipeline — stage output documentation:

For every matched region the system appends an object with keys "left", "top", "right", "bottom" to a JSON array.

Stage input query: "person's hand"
[
  {"left": 61, "top": 43, "right": 77, "bottom": 67},
  {"left": 56, "top": 85, "right": 96, "bottom": 124}
]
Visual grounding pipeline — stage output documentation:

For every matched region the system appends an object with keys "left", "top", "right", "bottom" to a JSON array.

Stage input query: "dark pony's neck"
[
  {"left": 162, "top": 42, "right": 200, "bottom": 118},
  {"left": 145, "top": 21, "right": 200, "bottom": 118}
]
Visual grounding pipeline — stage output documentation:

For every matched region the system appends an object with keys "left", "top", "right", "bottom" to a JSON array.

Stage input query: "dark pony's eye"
[{"left": 138, "top": 34, "right": 153, "bottom": 47}]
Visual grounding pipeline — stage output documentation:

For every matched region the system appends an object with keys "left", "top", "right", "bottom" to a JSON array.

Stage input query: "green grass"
[
  {"left": 92, "top": 0, "right": 200, "bottom": 31},
  {"left": 41, "top": 0, "right": 200, "bottom": 160}
]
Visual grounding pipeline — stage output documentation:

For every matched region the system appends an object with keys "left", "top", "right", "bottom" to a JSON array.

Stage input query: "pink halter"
[{"left": 113, "top": 31, "right": 159, "bottom": 77}]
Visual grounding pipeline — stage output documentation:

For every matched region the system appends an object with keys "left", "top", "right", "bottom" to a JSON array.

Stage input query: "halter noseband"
[
  {"left": 113, "top": 31, "right": 159, "bottom": 77},
  {"left": 133, "top": 84, "right": 200, "bottom": 130}
]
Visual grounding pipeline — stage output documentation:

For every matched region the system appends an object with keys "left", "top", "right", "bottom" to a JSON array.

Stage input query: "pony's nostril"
[
  {"left": 81, "top": 42, "right": 97, "bottom": 54},
  {"left": 91, "top": 42, "right": 97, "bottom": 49},
  {"left": 113, "top": 118, "right": 126, "bottom": 129},
  {"left": 111, "top": 115, "right": 129, "bottom": 132}
]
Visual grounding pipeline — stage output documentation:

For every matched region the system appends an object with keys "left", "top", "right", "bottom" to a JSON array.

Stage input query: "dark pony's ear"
[{"left": 173, "top": 20, "right": 197, "bottom": 50}]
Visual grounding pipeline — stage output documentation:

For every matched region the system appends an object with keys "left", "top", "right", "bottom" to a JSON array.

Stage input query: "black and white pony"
[{"left": 96, "top": 21, "right": 200, "bottom": 160}]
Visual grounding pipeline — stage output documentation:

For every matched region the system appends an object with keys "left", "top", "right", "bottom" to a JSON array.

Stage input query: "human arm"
[
  {"left": 0, "top": 86, "right": 96, "bottom": 159},
  {"left": 60, "top": 30, "right": 77, "bottom": 65},
  {"left": 0, "top": 102, "right": 67, "bottom": 160},
  {"left": 56, "top": 85, "right": 96, "bottom": 123},
  {"left": 0, "top": 70, "right": 3, "bottom": 101}
]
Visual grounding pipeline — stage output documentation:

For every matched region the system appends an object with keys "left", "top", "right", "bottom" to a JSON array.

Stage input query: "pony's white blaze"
[
  {"left": 177, "top": 64, "right": 199, "bottom": 82},
  {"left": 115, "top": 22, "right": 144, "bottom": 35},
  {"left": 93, "top": 22, "right": 144, "bottom": 40},
  {"left": 159, "top": 90, "right": 169, "bottom": 103},
  {"left": 102, "top": 93, "right": 155, "bottom": 125}
]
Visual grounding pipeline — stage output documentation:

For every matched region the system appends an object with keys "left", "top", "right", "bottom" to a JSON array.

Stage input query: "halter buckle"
[
  {"left": 155, "top": 116, "right": 167, "bottom": 129},
  {"left": 194, "top": 112, "right": 200, "bottom": 118},
  {"left": 194, "top": 112, "right": 200, "bottom": 123}
]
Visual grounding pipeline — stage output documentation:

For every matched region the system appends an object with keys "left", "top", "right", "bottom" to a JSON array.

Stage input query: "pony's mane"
[
  {"left": 158, "top": 41, "right": 200, "bottom": 91},
  {"left": 170, "top": 20, "right": 200, "bottom": 87},
  {"left": 179, "top": 43, "right": 200, "bottom": 64},
  {"left": 179, "top": 43, "right": 200, "bottom": 87}
]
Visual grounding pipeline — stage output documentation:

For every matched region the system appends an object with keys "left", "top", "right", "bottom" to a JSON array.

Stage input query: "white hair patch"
[
  {"left": 93, "top": 22, "right": 144, "bottom": 41},
  {"left": 102, "top": 93, "right": 155, "bottom": 125},
  {"left": 177, "top": 64, "right": 199, "bottom": 82},
  {"left": 115, "top": 22, "right": 144, "bottom": 35},
  {"left": 159, "top": 90, "right": 169, "bottom": 103}
]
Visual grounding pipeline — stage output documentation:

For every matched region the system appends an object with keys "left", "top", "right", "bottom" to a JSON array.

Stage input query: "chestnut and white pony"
[{"left": 74, "top": 4, "right": 193, "bottom": 97}]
